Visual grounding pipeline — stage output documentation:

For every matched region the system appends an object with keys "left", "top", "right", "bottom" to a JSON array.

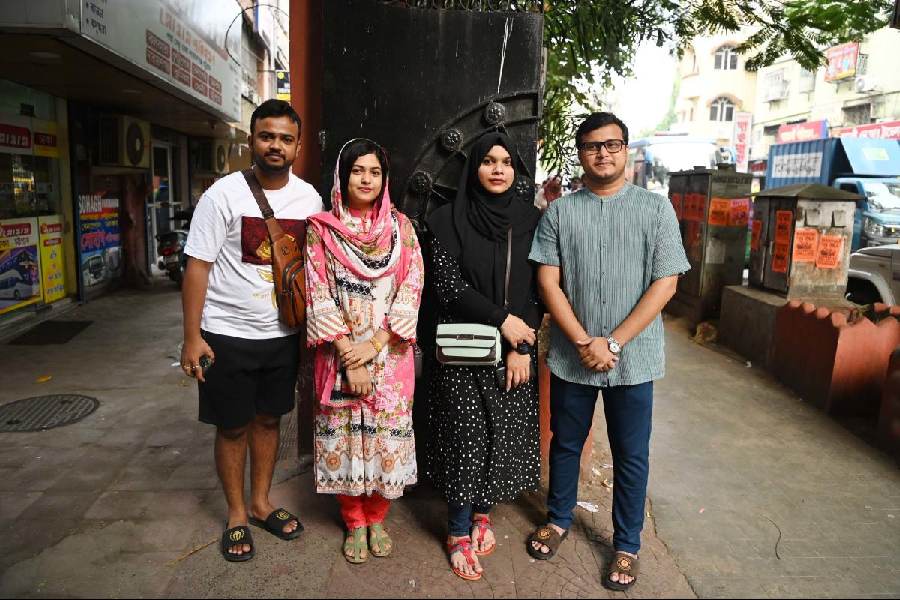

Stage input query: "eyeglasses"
[{"left": 578, "top": 140, "right": 625, "bottom": 154}]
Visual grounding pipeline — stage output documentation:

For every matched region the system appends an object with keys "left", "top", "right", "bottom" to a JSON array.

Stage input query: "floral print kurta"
[{"left": 305, "top": 212, "right": 423, "bottom": 499}]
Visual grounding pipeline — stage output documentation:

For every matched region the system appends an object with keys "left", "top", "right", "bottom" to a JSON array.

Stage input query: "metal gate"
[{"left": 321, "top": 0, "right": 544, "bottom": 223}]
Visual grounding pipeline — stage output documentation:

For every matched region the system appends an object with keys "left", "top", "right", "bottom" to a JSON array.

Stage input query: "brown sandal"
[
  {"left": 603, "top": 551, "right": 639, "bottom": 591},
  {"left": 526, "top": 524, "right": 568, "bottom": 560}
]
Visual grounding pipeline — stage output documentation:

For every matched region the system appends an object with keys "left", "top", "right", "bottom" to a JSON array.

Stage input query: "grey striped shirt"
[{"left": 528, "top": 183, "right": 690, "bottom": 387}]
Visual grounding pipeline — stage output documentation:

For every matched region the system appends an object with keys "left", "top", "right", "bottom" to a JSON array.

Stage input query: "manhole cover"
[{"left": 0, "top": 395, "right": 99, "bottom": 432}]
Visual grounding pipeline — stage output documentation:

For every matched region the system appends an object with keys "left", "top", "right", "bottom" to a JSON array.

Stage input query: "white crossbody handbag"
[{"left": 435, "top": 229, "right": 511, "bottom": 366}]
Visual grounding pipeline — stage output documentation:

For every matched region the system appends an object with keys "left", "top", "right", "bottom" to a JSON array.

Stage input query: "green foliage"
[{"left": 540, "top": 0, "right": 890, "bottom": 175}]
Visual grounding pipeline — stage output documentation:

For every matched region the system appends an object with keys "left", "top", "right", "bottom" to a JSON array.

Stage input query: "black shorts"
[{"left": 198, "top": 330, "right": 300, "bottom": 430}]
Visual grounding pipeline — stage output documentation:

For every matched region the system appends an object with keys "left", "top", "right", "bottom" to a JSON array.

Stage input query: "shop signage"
[
  {"left": 78, "top": 194, "right": 122, "bottom": 290},
  {"left": 39, "top": 215, "right": 66, "bottom": 303},
  {"left": 732, "top": 112, "right": 752, "bottom": 173},
  {"left": 276, "top": 70, "right": 291, "bottom": 102},
  {"left": 824, "top": 43, "right": 859, "bottom": 82},
  {"left": 831, "top": 120, "right": 900, "bottom": 140},
  {"left": 80, "top": 0, "right": 241, "bottom": 122},
  {"left": 0, "top": 115, "right": 60, "bottom": 158},
  {"left": 776, "top": 120, "right": 828, "bottom": 143},
  {"left": 0, "top": 217, "right": 42, "bottom": 315}
]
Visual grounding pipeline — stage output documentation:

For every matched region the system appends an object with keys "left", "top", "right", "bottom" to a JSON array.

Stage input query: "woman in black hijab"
[{"left": 426, "top": 131, "right": 542, "bottom": 581}]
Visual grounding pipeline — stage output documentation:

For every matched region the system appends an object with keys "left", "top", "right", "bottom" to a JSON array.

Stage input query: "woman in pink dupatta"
[{"left": 304, "top": 138, "right": 423, "bottom": 564}]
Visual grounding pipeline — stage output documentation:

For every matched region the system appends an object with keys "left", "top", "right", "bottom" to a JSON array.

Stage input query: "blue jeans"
[
  {"left": 448, "top": 502, "right": 493, "bottom": 538},
  {"left": 547, "top": 374, "right": 653, "bottom": 554}
]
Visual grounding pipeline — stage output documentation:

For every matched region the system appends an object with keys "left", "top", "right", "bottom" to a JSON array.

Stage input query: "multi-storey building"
[
  {"left": 750, "top": 26, "right": 900, "bottom": 179},
  {"left": 673, "top": 29, "right": 758, "bottom": 147}
]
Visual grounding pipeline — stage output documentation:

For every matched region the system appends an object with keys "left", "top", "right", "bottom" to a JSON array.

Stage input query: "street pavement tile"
[
  {"left": 17, "top": 491, "right": 100, "bottom": 522},
  {"left": 0, "top": 526, "right": 177, "bottom": 599},
  {"left": 0, "top": 491, "right": 42, "bottom": 521},
  {"left": 0, "top": 518, "right": 79, "bottom": 573}
]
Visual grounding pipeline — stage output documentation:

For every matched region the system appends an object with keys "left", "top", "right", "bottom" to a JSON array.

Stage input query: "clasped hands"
[
  {"left": 576, "top": 337, "right": 618, "bottom": 372},
  {"left": 340, "top": 339, "right": 381, "bottom": 397}
]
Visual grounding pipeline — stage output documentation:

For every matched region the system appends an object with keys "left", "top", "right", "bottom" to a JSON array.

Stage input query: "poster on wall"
[
  {"left": 38, "top": 215, "right": 66, "bottom": 303},
  {"left": 0, "top": 218, "right": 41, "bottom": 315},
  {"left": 79, "top": 195, "right": 122, "bottom": 291}
]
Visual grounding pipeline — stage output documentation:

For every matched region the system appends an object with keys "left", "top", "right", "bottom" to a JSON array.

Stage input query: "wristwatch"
[
  {"left": 606, "top": 336, "right": 622, "bottom": 355},
  {"left": 515, "top": 342, "right": 532, "bottom": 355}
]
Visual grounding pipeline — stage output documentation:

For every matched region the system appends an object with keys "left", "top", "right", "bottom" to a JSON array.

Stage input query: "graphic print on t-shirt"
[{"left": 240, "top": 216, "right": 307, "bottom": 265}]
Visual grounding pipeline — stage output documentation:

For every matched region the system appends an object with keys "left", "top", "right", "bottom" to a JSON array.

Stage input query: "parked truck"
[{"left": 764, "top": 137, "right": 900, "bottom": 251}]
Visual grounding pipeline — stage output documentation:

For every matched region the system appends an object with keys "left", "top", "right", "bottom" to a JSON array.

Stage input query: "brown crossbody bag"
[{"left": 242, "top": 169, "right": 306, "bottom": 328}]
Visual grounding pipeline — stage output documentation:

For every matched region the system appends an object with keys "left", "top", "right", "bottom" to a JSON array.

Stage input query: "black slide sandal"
[
  {"left": 249, "top": 508, "right": 304, "bottom": 541},
  {"left": 220, "top": 524, "right": 255, "bottom": 562}
]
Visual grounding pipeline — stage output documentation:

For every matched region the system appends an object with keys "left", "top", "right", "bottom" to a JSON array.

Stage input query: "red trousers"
[{"left": 336, "top": 493, "right": 391, "bottom": 529}]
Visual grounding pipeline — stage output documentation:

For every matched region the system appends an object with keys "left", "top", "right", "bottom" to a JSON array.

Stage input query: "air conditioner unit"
[
  {"left": 212, "top": 139, "right": 229, "bottom": 174},
  {"left": 98, "top": 115, "right": 151, "bottom": 169},
  {"left": 854, "top": 76, "right": 877, "bottom": 93}
]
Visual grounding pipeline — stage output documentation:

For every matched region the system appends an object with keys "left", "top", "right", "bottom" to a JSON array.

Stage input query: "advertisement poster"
[
  {"left": 729, "top": 198, "right": 750, "bottom": 228},
  {"left": 707, "top": 198, "right": 730, "bottom": 226},
  {"left": 816, "top": 235, "right": 843, "bottom": 269},
  {"left": 751, "top": 220, "right": 762, "bottom": 251},
  {"left": 824, "top": 43, "right": 859, "bottom": 82},
  {"left": 0, "top": 218, "right": 41, "bottom": 315},
  {"left": 38, "top": 215, "right": 66, "bottom": 303},
  {"left": 771, "top": 242, "right": 790, "bottom": 274},
  {"left": 774, "top": 210, "right": 794, "bottom": 244},
  {"left": 732, "top": 112, "right": 752, "bottom": 173},
  {"left": 79, "top": 194, "right": 122, "bottom": 290},
  {"left": 792, "top": 228, "right": 819, "bottom": 263}
]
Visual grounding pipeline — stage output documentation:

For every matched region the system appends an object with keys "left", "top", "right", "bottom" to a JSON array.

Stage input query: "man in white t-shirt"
[{"left": 181, "top": 99, "right": 323, "bottom": 562}]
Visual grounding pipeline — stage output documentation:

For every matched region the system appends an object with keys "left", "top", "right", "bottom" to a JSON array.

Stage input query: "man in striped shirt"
[{"left": 527, "top": 112, "right": 690, "bottom": 591}]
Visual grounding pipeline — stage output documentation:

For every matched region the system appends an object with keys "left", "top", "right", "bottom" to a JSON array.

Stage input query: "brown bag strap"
[
  {"left": 503, "top": 227, "right": 512, "bottom": 309},
  {"left": 242, "top": 169, "right": 285, "bottom": 241}
]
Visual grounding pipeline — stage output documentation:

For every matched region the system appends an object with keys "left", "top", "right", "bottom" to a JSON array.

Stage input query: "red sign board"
[
  {"left": 0, "top": 123, "right": 31, "bottom": 150},
  {"left": 831, "top": 120, "right": 900, "bottom": 140},
  {"left": 776, "top": 120, "right": 828, "bottom": 143}
]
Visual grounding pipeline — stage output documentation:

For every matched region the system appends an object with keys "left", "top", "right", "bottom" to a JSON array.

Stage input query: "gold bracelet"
[{"left": 369, "top": 337, "right": 383, "bottom": 353}]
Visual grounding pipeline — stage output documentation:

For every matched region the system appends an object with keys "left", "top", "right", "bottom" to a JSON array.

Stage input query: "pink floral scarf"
[{"left": 304, "top": 140, "right": 422, "bottom": 410}]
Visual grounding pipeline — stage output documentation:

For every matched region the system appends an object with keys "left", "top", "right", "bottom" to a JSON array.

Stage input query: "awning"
[{"left": 840, "top": 137, "right": 900, "bottom": 177}]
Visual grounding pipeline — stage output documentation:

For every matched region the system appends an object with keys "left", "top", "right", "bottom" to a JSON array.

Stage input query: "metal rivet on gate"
[{"left": 484, "top": 102, "right": 507, "bottom": 125}]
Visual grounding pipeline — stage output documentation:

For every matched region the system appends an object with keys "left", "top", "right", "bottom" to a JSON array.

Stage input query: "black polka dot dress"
[{"left": 425, "top": 238, "right": 541, "bottom": 507}]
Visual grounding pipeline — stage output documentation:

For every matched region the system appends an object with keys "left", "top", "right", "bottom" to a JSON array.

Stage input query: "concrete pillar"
[
  {"left": 289, "top": 0, "right": 323, "bottom": 456},
  {"left": 289, "top": 0, "right": 323, "bottom": 189}
]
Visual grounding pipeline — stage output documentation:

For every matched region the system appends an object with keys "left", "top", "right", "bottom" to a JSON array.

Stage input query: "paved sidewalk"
[
  {"left": 3, "top": 282, "right": 897, "bottom": 598},
  {"left": 650, "top": 318, "right": 900, "bottom": 599},
  {"left": 0, "top": 283, "right": 693, "bottom": 598}
]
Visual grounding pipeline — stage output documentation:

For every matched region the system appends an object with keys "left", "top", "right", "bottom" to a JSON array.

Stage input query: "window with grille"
[
  {"left": 714, "top": 46, "right": 739, "bottom": 70},
  {"left": 709, "top": 97, "right": 735, "bottom": 122},
  {"left": 842, "top": 104, "right": 871, "bottom": 126}
]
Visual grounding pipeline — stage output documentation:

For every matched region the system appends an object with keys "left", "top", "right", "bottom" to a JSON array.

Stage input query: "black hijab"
[{"left": 427, "top": 131, "right": 541, "bottom": 319}]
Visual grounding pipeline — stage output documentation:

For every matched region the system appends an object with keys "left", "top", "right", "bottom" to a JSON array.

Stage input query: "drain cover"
[{"left": 0, "top": 395, "right": 99, "bottom": 432}]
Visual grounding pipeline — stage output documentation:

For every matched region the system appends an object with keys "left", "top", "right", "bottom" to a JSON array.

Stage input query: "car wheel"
[{"left": 846, "top": 279, "right": 881, "bottom": 305}]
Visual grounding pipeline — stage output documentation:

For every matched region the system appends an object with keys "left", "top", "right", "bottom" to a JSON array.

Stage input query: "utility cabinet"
[{"left": 749, "top": 183, "right": 859, "bottom": 299}]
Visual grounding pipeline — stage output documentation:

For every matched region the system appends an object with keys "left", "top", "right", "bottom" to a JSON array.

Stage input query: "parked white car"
[{"left": 847, "top": 245, "right": 900, "bottom": 305}]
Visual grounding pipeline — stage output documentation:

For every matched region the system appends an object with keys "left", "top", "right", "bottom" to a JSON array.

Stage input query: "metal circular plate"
[
  {"left": 440, "top": 128, "right": 463, "bottom": 152},
  {"left": 0, "top": 395, "right": 99, "bottom": 433},
  {"left": 410, "top": 170, "right": 434, "bottom": 195},
  {"left": 515, "top": 175, "right": 534, "bottom": 198},
  {"left": 484, "top": 101, "right": 507, "bottom": 125}
]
